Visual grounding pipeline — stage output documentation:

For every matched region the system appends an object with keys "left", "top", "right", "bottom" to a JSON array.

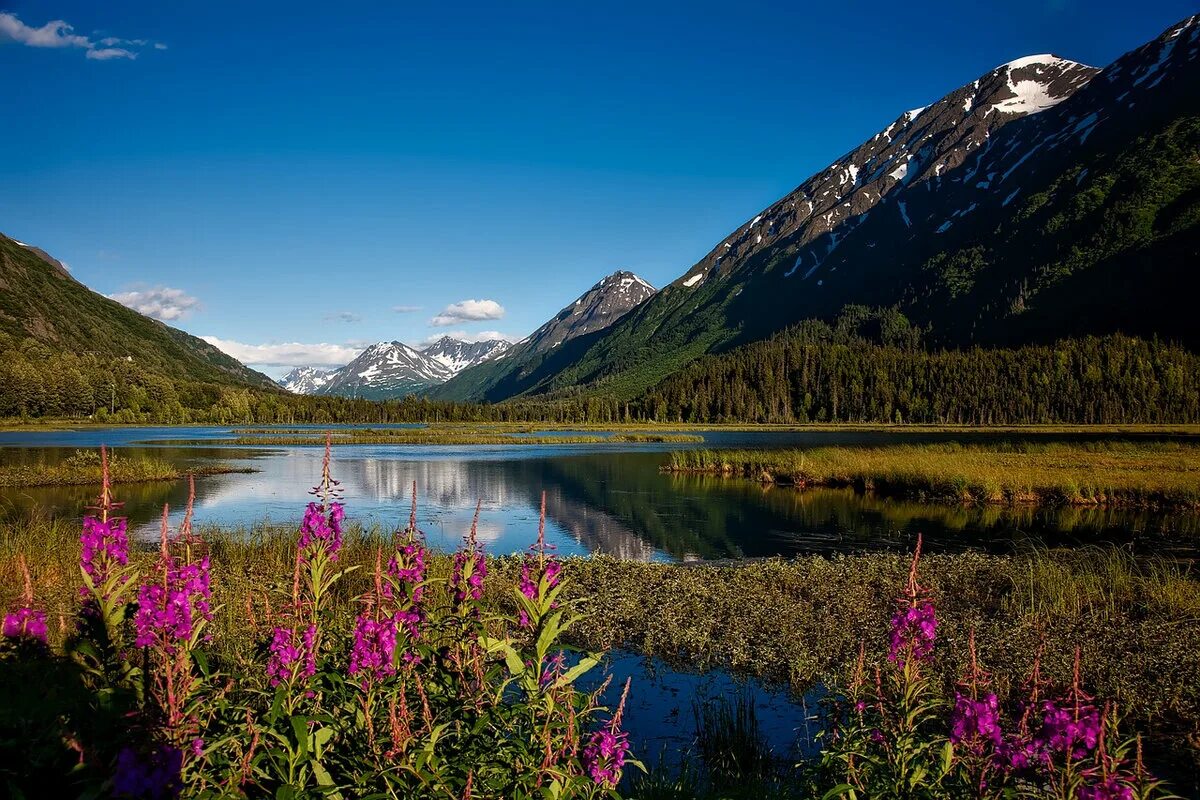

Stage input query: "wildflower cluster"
[
  {"left": 517, "top": 492, "right": 562, "bottom": 628},
  {"left": 265, "top": 623, "right": 318, "bottom": 687},
  {"left": 818, "top": 535, "right": 1176, "bottom": 800},
  {"left": 298, "top": 501, "right": 344, "bottom": 562},
  {"left": 582, "top": 679, "right": 632, "bottom": 789},
  {"left": 1, "top": 555, "right": 47, "bottom": 645},
  {"left": 134, "top": 555, "right": 212, "bottom": 650}
]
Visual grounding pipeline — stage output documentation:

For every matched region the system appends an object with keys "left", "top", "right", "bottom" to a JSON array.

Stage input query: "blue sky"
[{"left": 1, "top": 0, "right": 1194, "bottom": 376}]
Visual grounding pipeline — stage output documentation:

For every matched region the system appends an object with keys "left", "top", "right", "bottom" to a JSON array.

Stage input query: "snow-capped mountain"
[
  {"left": 278, "top": 366, "right": 336, "bottom": 394},
  {"left": 672, "top": 54, "right": 1099, "bottom": 291},
  {"left": 281, "top": 336, "right": 516, "bottom": 398},
  {"left": 431, "top": 270, "right": 656, "bottom": 400},
  {"left": 422, "top": 336, "right": 511, "bottom": 375},
  {"left": 317, "top": 341, "right": 450, "bottom": 399}
]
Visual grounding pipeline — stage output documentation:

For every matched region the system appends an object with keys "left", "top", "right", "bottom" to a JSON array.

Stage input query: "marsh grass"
[
  {"left": 666, "top": 441, "right": 1200, "bottom": 508},
  {"left": 693, "top": 692, "right": 774, "bottom": 785},
  {"left": 0, "top": 449, "right": 251, "bottom": 488}
]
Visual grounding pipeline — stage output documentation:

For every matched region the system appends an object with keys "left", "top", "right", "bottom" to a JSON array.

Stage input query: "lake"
[{"left": 1, "top": 425, "right": 1198, "bottom": 561}]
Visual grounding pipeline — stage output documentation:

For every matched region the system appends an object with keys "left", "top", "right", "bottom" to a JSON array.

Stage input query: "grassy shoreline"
[
  {"left": 665, "top": 442, "right": 1200, "bottom": 509},
  {"left": 3, "top": 517, "right": 1199, "bottom": 762},
  {"left": 227, "top": 429, "right": 704, "bottom": 445},
  {"left": 0, "top": 451, "right": 253, "bottom": 488},
  {"left": 5, "top": 419, "right": 1200, "bottom": 435}
]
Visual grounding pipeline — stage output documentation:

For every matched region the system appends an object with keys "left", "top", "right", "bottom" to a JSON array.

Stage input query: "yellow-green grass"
[
  {"left": 226, "top": 428, "right": 703, "bottom": 445},
  {"left": 666, "top": 441, "right": 1200, "bottom": 508},
  {"left": 0, "top": 450, "right": 252, "bottom": 488}
]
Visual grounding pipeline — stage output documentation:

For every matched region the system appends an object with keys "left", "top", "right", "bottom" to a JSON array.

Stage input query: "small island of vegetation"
[{"left": 665, "top": 441, "right": 1200, "bottom": 509}]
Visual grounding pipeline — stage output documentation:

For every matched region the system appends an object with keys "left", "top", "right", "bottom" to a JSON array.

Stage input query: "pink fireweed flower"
[
  {"left": 887, "top": 600, "right": 937, "bottom": 666},
  {"left": 2, "top": 607, "right": 48, "bottom": 644},
  {"left": 518, "top": 557, "right": 561, "bottom": 628},
  {"left": 583, "top": 677, "right": 632, "bottom": 789},
  {"left": 1077, "top": 775, "right": 1136, "bottom": 800},
  {"left": 79, "top": 516, "right": 130, "bottom": 598},
  {"left": 266, "top": 624, "right": 318, "bottom": 687},
  {"left": 582, "top": 727, "right": 630, "bottom": 788},
  {"left": 888, "top": 534, "right": 936, "bottom": 666},
  {"left": 384, "top": 541, "right": 426, "bottom": 638},
  {"left": 950, "top": 692, "right": 1003, "bottom": 753},
  {"left": 348, "top": 613, "right": 398, "bottom": 688},
  {"left": 1038, "top": 699, "right": 1101, "bottom": 759},
  {"left": 451, "top": 550, "right": 487, "bottom": 605},
  {"left": 134, "top": 557, "right": 212, "bottom": 650},
  {"left": 298, "top": 501, "right": 344, "bottom": 562}
]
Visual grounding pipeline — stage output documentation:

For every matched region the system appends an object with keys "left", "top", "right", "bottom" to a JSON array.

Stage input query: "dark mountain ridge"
[{"left": 450, "top": 15, "right": 1200, "bottom": 403}]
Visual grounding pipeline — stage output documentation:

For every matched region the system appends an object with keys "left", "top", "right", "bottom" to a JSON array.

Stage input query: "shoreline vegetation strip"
[
  {"left": 2, "top": 517, "right": 1198, "bottom": 772},
  {"left": 663, "top": 442, "right": 1200, "bottom": 509},
  {"left": 0, "top": 451, "right": 252, "bottom": 488}
]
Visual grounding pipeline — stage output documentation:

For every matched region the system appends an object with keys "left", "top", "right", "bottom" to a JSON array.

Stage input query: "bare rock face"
[{"left": 517, "top": 271, "right": 656, "bottom": 354}]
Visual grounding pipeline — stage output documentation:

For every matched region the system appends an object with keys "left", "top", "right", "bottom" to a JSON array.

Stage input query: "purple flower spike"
[
  {"left": 2, "top": 607, "right": 48, "bottom": 644},
  {"left": 887, "top": 600, "right": 937, "bottom": 666},
  {"left": 266, "top": 624, "right": 318, "bottom": 687},
  {"left": 950, "top": 692, "right": 1003, "bottom": 752},
  {"left": 582, "top": 727, "right": 630, "bottom": 788},
  {"left": 298, "top": 501, "right": 344, "bottom": 562},
  {"left": 134, "top": 557, "right": 212, "bottom": 650},
  {"left": 348, "top": 613, "right": 398, "bottom": 688},
  {"left": 79, "top": 516, "right": 130, "bottom": 599}
]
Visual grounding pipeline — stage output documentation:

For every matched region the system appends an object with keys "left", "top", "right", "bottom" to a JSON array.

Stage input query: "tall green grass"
[
  {"left": 666, "top": 441, "right": 1200, "bottom": 508},
  {"left": 0, "top": 449, "right": 250, "bottom": 488}
]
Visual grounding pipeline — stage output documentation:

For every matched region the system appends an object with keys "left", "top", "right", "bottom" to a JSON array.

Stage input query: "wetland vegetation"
[
  {"left": 0, "top": 449, "right": 251, "bottom": 489},
  {"left": 666, "top": 441, "right": 1200, "bottom": 509}
]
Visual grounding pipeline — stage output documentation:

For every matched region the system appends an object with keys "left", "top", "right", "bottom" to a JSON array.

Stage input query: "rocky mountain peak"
[
  {"left": 516, "top": 270, "right": 656, "bottom": 354},
  {"left": 671, "top": 52, "right": 1099, "bottom": 290}
]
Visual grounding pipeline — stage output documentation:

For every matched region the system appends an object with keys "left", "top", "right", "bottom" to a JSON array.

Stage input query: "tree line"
[
  {"left": 1, "top": 328, "right": 1197, "bottom": 426},
  {"left": 634, "top": 326, "right": 1200, "bottom": 425}
]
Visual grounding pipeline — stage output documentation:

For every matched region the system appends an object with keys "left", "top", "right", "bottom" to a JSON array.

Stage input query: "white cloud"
[
  {"left": 323, "top": 311, "right": 363, "bottom": 323},
  {"left": 0, "top": 12, "right": 159, "bottom": 60},
  {"left": 199, "top": 337, "right": 359, "bottom": 368},
  {"left": 421, "top": 330, "right": 517, "bottom": 346},
  {"left": 107, "top": 286, "right": 200, "bottom": 321},
  {"left": 87, "top": 47, "right": 136, "bottom": 61},
  {"left": 392, "top": 305, "right": 422, "bottom": 313},
  {"left": 429, "top": 299, "right": 505, "bottom": 327}
]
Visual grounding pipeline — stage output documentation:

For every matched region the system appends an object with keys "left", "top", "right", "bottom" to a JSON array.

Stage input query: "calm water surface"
[{"left": 1, "top": 425, "right": 1197, "bottom": 560}]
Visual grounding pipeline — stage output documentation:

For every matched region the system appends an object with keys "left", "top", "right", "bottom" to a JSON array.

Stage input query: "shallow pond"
[{"left": 1, "top": 426, "right": 1198, "bottom": 560}]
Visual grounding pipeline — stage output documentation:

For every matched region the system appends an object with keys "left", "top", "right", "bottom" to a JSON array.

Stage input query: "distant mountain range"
[
  {"left": 435, "top": 15, "right": 1200, "bottom": 402},
  {"left": 281, "top": 270, "right": 655, "bottom": 399},
  {"left": 280, "top": 337, "right": 512, "bottom": 399}
]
